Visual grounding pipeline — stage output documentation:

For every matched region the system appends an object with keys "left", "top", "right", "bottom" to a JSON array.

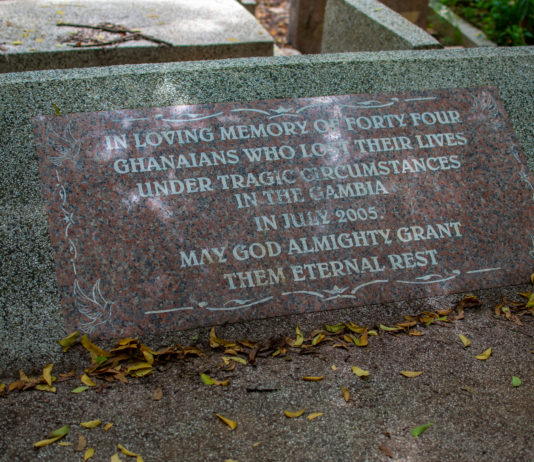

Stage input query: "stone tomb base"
[{"left": 0, "top": 0, "right": 273, "bottom": 73}]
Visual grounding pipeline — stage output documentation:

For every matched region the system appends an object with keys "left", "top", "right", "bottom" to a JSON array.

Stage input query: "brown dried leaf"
[
  {"left": 75, "top": 433, "right": 87, "bottom": 452},
  {"left": 153, "top": 387, "right": 163, "bottom": 401},
  {"left": 341, "top": 386, "right": 350, "bottom": 402},
  {"left": 80, "top": 335, "right": 110, "bottom": 361},
  {"left": 42, "top": 363, "right": 54, "bottom": 386},
  {"left": 210, "top": 328, "right": 236, "bottom": 349}
]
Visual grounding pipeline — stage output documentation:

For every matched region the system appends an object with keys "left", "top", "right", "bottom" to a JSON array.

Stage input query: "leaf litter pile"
[{"left": 2, "top": 291, "right": 532, "bottom": 457}]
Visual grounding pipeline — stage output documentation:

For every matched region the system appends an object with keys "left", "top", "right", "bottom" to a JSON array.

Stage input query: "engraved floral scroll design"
[
  {"left": 119, "top": 96, "right": 438, "bottom": 124},
  {"left": 144, "top": 268, "right": 500, "bottom": 315},
  {"left": 47, "top": 123, "right": 115, "bottom": 333},
  {"left": 469, "top": 90, "right": 505, "bottom": 131}
]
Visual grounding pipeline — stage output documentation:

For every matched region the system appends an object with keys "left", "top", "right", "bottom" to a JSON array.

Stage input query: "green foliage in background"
[{"left": 440, "top": 0, "right": 534, "bottom": 45}]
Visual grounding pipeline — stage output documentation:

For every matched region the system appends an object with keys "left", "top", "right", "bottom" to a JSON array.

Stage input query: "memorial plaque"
[{"left": 33, "top": 87, "right": 534, "bottom": 337}]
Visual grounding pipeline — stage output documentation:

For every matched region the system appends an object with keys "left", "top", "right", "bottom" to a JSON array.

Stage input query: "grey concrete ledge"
[
  {"left": 1, "top": 46, "right": 533, "bottom": 374},
  {"left": 429, "top": 0, "right": 496, "bottom": 47},
  {"left": 321, "top": 0, "right": 441, "bottom": 52}
]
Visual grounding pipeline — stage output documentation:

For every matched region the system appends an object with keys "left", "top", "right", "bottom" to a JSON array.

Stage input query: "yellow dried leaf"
[
  {"left": 312, "top": 333, "right": 325, "bottom": 345},
  {"left": 209, "top": 327, "right": 236, "bottom": 349},
  {"left": 118, "top": 443, "right": 138, "bottom": 456},
  {"left": 222, "top": 356, "right": 247, "bottom": 365},
  {"left": 331, "top": 365, "right": 337, "bottom": 371},
  {"left": 400, "top": 371, "right": 423, "bottom": 378},
  {"left": 80, "top": 335, "right": 110, "bottom": 361},
  {"left": 252, "top": 442, "right": 262, "bottom": 447},
  {"left": 104, "top": 423, "right": 114, "bottom": 431},
  {"left": 408, "top": 330, "right": 422, "bottom": 336},
  {"left": 294, "top": 325, "right": 304, "bottom": 347},
  {"left": 227, "top": 37, "right": 239, "bottom": 42},
  {"left": 379, "top": 324, "right": 402, "bottom": 332},
  {"left": 42, "top": 363, "right": 54, "bottom": 386},
  {"left": 34, "top": 435, "right": 62, "bottom": 447},
  {"left": 136, "top": 457, "right": 144, "bottom": 462},
  {"left": 216, "top": 414, "right": 237, "bottom": 430},
  {"left": 126, "top": 362, "right": 152, "bottom": 372},
  {"left": 35, "top": 384, "right": 56, "bottom": 392},
  {"left": 153, "top": 387, "right": 163, "bottom": 400},
  {"left": 111, "top": 454, "right": 122, "bottom": 462},
  {"left": 58, "top": 442, "right": 72, "bottom": 446},
  {"left": 352, "top": 366, "right": 370, "bottom": 377},
  {"left": 36, "top": 37, "right": 44, "bottom": 43},
  {"left": 476, "top": 347, "right": 492, "bottom": 360},
  {"left": 307, "top": 412, "right": 323, "bottom": 421},
  {"left": 56, "top": 10, "right": 64, "bottom": 14},
  {"left": 458, "top": 334, "right": 471, "bottom": 348},
  {"left": 80, "top": 419, "right": 101, "bottom": 429},
  {"left": 0, "top": 383, "right": 5, "bottom": 395},
  {"left": 302, "top": 376, "right": 323, "bottom": 382},
  {"left": 81, "top": 374, "right": 96, "bottom": 387},
  {"left": 284, "top": 409, "right": 305, "bottom": 418},
  {"left": 11, "top": 41, "right": 23, "bottom": 45},
  {"left": 341, "top": 387, "right": 350, "bottom": 402},
  {"left": 84, "top": 448, "right": 95, "bottom": 461},
  {"left": 358, "top": 330, "right": 369, "bottom": 347}
]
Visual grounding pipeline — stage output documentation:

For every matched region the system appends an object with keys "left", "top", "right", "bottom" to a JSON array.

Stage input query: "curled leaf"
[
  {"left": 42, "top": 363, "right": 54, "bottom": 386},
  {"left": 216, "top": 414, "right": 237, "bottom": 430},
  {"left": 35, "top": 384, "right": 56, "bottom": 392},
  {"left": 104, "top": 423, "right": 114, "bottom": 431},
  {"left": 341, "top": 387, "right": 350, "bottom": 402},
  {"left": 201, "top": 373, "right": 229, "bottom": 387},
  {"left": 302, "top": 376, "right": 323, "bottom": 382},
  {"left": 81, "top": 374, "right": 96, "bottom": 387},
  {"left": 400, "top": 371, "right": 423, "bottom": 378},
  {"left": 72, "top": 386, "right": 88, "bottom": 393},
  {"left": 83, "top": 448, "right": 95, "bottom": 461},
  {"left": 476, "top": 347, "right": 492, "bottom": 360},
  {"left": 210, "top": 328, "right": 236, "bottom": 349},
  {"left": 34, "top": 435, "right": 62, "bottom": 448},
  {"left": 80, "top": 335, "right": 110, "bottom": 362},
  {"left": 284, "top": 409, "right": 305, "bottom": 418},
  {"left": 50, "top": 425, "right": 69, "bottom": 438},
  {"left": 118, "top": 443, "right": 138, "bottom": 456},
  {"left": 411, "top": 422, "right": 434, "bottom": 437},
  {"left": 294, "top": 325, "right": 304, "bottom": 347},
  {"left": 512, "top": 376, "right": 522, "bottom": 387},
  {"left": 111, "top": 454, "right": 122, "bottom": 462},
  {"left": 352, "top": 366, "right": 369, "bottom": 378},
  {"left": 80, "top": 419, "right": 101, "bottom": 429},
  {"left": 325, "top": 323, "right": 345, "bottom": 333},
  {"left": 307, "top": 412, "right": 324, "bottom": 421},
  {"left": 222, "top": 356, "right": 247, "bottom": 365},
  {"left": 58, "top": 331, "right": 79, "bottom": 352},
  {"left": 458, "top": 334, "right": 471, "bottom": 348},
  {"left": 380, "top": 324, "right": 402, "bottom": 332}
]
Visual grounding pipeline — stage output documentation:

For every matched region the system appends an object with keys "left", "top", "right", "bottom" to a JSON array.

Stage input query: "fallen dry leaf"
[
  {"left": 476, "top": 347, "right": 492, "bottom": 360},
  {"left": 400, "top": 371, "right": 423, "bottom": 378},
  {"left": 57, "top": 442, "right": 72, "bottom": 446},
  {"left": 307, "top": 412, "right": 324, "bottom": 421},
  {"left": 81, "top": 373, "right": 96, "bottom": 387},
  {"left": 302, "top": 376, "right": 323, "bottom": 382},
  {"left": 201, "top": 373, "right": 229, "bottom": 387},
  {"left": 35, "top": 384, "right": 56, "bottom": 392},
  {"left": 0, "top": 384, "right": 5, "bottom": 395},
  {"left": 153, "top": 387, "right": 163, "bottom": 400},
  {"left": 58, "top": 331, "right": 79, "bottom": 352},
  {"left": 104, "top": 423, "right": 114, "bottom": 431},
  {"left": 111, "top": 454, "right": 122, "bottom": 462},
  {"left": 216, "top": 414, "right": 237, "bottom": 430},
  {"left": 284, "top": 409, "right": 305, "bottom": 418},
  {"left": 42, "top": 363, "right": 54, "bottom": 386},
  {"left": 34, "top": 435, "right": 63, "bottom": 448},
  {"left": 72, "top": 386, "right": 88, "bottom": 393},
  {"left": 34, "top": 425, "right": 69, "bottom": 448},
  {"left": 80, "top": 334, "right": 110, "bottom": 362},
  {"left": 458, "top": 334, "right": 471, "bottom": 348},
  {"left": 352, "top": 366, "right": 370, "bottom": 378},
  {"left": 80, "top": 419, "right": 101, "bottom": 429},
  {"left": 118, "top": 443, "right": 139, "bottom": 456},
  {"left": 75, "top": 432, "right": 87, "bottom": 452},
  {"left": 341, "top": 386, "right": 350, "bottom": 402},
  {"left": 83, "top": 447, "right": 95, "bottom": 461}
]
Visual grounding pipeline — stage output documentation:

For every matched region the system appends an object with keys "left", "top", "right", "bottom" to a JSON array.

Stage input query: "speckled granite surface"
[
  {"left": 321, "top": 0, "right": 440, "bottom": 52},
  {"left": 1, "top": 47, "right": 534, "bottom": 373},
  {"left": 0, "top": 0, "right": 273, "bottom": 73}
]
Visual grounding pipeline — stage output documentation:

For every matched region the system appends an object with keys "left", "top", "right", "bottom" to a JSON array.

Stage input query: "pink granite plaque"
[{"left": 33, "top": 87, "right": 534, "bottom": 337}]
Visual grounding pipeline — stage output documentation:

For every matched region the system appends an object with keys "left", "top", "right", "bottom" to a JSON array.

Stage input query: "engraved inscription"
[{"left": 33, "top": 87, "right": 534, "bottom": 337}]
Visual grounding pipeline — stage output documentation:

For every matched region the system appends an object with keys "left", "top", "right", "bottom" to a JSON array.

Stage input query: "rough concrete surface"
[
  {"left": 0, "top": 284, "right": 533, "bottom": 461},
  {"left": 0, "top": 0, "right": 273, "bottom": 72}
]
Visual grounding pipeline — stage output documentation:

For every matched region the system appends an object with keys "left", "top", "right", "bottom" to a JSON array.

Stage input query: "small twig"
[{"left": 56, "top": 22, "right": 173, "bottom": 47}]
